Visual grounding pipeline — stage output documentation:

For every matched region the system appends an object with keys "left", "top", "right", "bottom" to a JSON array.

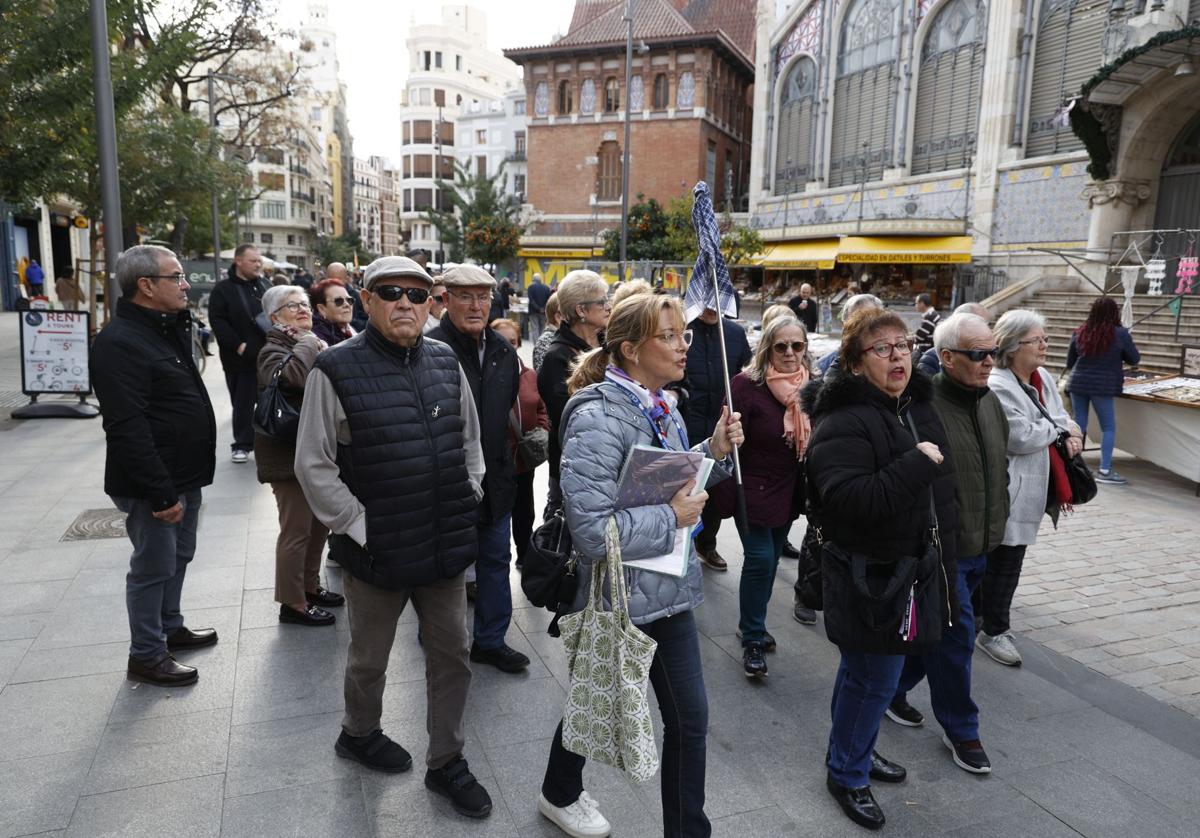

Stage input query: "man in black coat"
[
  {"left": 427, "top": 264, "right": 526, "bottom": 673},
  {"left": 207, "top": 244, "right": 268, "bottom": 463},
  {"left": 787, "top": 282, "right": 819, "bottom": 333},
  {"left": 684, "top": 307, "right": 752, "bottom": 571},
  {"left": 91, "top": 245, "right": 218, "bottom": 688}
]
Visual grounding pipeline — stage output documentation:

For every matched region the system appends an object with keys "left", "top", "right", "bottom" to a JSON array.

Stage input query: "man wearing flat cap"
[
  {"left": 427, "top": 264, "right": 526, "bottom": 674},
  {"left": 295, "top": 255, "right": 494, "bottom": 818}
]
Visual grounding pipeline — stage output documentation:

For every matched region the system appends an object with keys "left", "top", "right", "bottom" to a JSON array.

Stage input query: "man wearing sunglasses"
[
  {"left": 294, "top": 255, "right": 494, "bottom": 818},
  {"left": 427, "top": 265, "right": 527, "bottom": 674},
  {"left": 885, "top": 312, "right": 1009, "bottom": 777}
]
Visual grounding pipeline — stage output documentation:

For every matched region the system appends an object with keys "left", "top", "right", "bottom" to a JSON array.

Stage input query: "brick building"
[{"left": 504, "top": 0, "right": 756, "bottom": 279}]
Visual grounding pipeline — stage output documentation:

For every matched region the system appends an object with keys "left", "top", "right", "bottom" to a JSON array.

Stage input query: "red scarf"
[{"left": 1030, "top": 369, "right": 1072, "bottom": 509}]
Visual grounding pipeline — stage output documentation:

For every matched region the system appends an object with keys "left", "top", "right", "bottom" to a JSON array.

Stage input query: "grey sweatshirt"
[{"left": 295, "top": 364, "right": 486, "bottom": 548}]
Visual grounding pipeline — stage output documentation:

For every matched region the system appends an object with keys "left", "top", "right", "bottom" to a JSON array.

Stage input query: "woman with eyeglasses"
[
  {"left": 309, "top": 278, "right": 357, "bottom": 346},
  {"left": 803, "top": 307, "right": 957, "bottom": 830},
  {"left": 716, "top": 316, "right": 812, "bottom": 678},
  {"left": 255, "top": 285, "right": 344, "bottom": 627},
  {"left": 981, "top": 310, "right": 1082, "bottom": 667}
]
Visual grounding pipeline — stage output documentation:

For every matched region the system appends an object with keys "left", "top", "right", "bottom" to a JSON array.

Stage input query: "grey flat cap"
[
  {"left": 363, "top": 255, "right": 431, "bottom": 289},
  {"left": 441, "top": 263, "right": 496, "bottom": 289}
]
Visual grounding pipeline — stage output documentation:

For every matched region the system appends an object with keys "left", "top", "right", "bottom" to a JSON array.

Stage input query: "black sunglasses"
[
  {"left": 772, "top": 340, "right": 807, "bottom": 355},
  {"left": 947, "top": 347, "right": 999, "bottom": 362},
  {"left": 373, "top": 286, "right": 430, "bottom": 304},
  {"left": 325, "top": 297, "right": 352, "bottom": 307}
]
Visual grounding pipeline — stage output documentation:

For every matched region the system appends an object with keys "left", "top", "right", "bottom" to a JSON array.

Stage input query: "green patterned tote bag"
[{"left": 558, "top": 517, "right": 660, "bottom": 782}]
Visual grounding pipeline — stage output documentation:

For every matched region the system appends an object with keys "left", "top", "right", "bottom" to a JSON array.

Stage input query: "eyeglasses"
[
  {"left": 1018, "top": 335, "right": 1050, "bottom": 346},
  {"left": 274, "top": 301, "right": 311, "bottom": 314},
  {"left": 447, "top": 290, "right": 490, "bottom": 306},
  {"left": 772, "top": 340, "right": 807, "bottom": 355},
  {"left": 947, "top": 347, "right": 999, "bottom": 362},
  {"left": 867, "top": 339, "right": 913, "bottom": 359},
  {"left": 145, "top": 273, "right": 187, "bottom": 285},
  {"left": 325, "top": 297, "right": 352, "bottom": 307},
  {"left": 652, "top": 329, "right": 693, "bottom": 347},
  {"left": 375, "top": 285, "right": 431, "bottom": 304},
  {"left": 581, "top": 298, "right": 611, "bottom": 310}
]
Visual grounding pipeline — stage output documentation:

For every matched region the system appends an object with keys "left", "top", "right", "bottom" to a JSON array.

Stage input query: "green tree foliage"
[
  {"left": 602, "top": 194, "right": 764, "bottom": 266},
  {"left": 314, "top": 230, "right": 375, "bottom": 268},
  {"left": 425, "top": 162, "right": 524, "bottom": 267}
]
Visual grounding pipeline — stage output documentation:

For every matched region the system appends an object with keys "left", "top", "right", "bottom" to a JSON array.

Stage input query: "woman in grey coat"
[
  {"left": 537, "top": 293, "right": 742, "bottom": 838},
  {"left": 982, "top": 310, "right": 1083, "bottom": 667}
]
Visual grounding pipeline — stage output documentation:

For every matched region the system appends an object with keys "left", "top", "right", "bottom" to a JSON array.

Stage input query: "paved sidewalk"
[{"left": 1, "top": 311, "right": 1199, "bottom": 837}]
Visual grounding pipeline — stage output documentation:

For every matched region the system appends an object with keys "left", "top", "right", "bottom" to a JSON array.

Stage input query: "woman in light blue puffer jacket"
[{"left": 536, "top": 293, "right": 742, "bottom": 838}]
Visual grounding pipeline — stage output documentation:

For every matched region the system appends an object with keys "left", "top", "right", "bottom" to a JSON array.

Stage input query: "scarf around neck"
[{"left": 765, "top": 364, "right": 811, "bottom": 458}]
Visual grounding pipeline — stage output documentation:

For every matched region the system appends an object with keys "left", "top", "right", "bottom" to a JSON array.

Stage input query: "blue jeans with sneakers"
[{"left": 1070, "top": 392, "right": 1116, "bottom": 471}]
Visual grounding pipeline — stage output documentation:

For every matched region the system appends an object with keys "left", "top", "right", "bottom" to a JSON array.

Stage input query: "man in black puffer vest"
[{"left": 295, "top": 255, "right": 493, "bottom": 819}]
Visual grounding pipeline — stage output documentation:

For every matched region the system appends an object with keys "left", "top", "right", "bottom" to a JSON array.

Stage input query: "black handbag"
[
  {"left": 253, "top": 352, "right": 300, "bottom": 441},
  {"left": 519, "top": 511, "right": 579, "bottom": 636},
  {"left": 795, "top": 519, "right": 824, "bottom": 612},
  {"left": 1028, "top": 394, "right": 1097, "bottom": 505}
]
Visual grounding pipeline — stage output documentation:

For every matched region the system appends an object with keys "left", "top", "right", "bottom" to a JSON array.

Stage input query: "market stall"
[{"left": 1101, "top": 375, "right": 1200, "bottom": 491}]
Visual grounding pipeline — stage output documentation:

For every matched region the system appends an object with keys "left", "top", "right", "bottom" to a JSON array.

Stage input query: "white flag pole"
[{"left": 710, "top": 264, "right": 747, "bottom": 528}]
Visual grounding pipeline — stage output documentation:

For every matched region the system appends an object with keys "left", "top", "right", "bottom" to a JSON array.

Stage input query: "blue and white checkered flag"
[{"left": 686, "top": 182, "right": 738, "bottom": 324}]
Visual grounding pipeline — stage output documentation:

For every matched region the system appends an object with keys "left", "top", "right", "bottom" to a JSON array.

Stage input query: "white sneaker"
[
  {"left": 538, "top": 791, "right": 611, "bottom": 837},
  {"left": 976, "top": 631, "right": 1022, "bottom": 666},
  {"left": 231, "top": 450, "right": 248, "bottom": 464}
]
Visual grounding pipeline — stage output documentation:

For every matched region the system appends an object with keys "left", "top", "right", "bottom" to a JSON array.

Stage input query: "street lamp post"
[
  {"left": 207, "top": 74, "right": 222, "bottom": 285},
  {"left": 619, "top": 0, "right": 634, "bottom": 278},
  {"left": 90, "top": 0, "right": 123, "bottom": 315}
]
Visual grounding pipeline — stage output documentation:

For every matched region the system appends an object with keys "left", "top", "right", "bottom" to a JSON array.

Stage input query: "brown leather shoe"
[
  {"left": 166, "top": 626, "right": 218, "bottom": 651},
  {"left": 696, "top": 547, "right": 728, "bottom": 571},
  {"left": 127, "top": 655, "right": 198, "bottom": 687}
]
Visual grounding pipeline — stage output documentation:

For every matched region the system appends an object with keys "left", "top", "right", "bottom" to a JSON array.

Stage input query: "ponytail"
[{"left": 568, "top": 346, "right": 609, "bottom": 394}]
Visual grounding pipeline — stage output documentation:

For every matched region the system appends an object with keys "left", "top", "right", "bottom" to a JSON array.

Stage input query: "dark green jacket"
[{"left": 932, "top": 372, "right": 1010, "bottom": 556}]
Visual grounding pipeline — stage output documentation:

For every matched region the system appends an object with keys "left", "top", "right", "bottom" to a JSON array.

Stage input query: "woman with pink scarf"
[{"left": 725, "top": 316, "right": 812, "bottom": 679}]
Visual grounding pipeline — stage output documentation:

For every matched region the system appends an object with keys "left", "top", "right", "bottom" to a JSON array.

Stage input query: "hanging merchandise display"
[
  {"left": 1176, "top": 255, "right": 1198, "bottom": 296},
  {"left": 1118, "top": 265, "right": 1140, "bottom": 327},
  {"left": 1145, "top": 258, "right": 1166, "bottom": 296}
]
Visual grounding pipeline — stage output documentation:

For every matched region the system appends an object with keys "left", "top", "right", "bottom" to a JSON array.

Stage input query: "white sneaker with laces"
[
  {"left": 231, "top": 450, "right": 248, "bottom": 464},
  {"left": 976, "top": 631, "right": 1022, "bottom": 666},
  {"left": 538, "top": 791, "right": 611, "bottom": 837}
]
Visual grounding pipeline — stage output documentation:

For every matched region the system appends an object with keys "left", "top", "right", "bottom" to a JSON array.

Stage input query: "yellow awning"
[
  {"left": 757, "top": 239, "right": 839, "bottom": 270},
  {"left": 519, "top": 248, "right": 594, "bottom": 259},
  {"left": 836, "top": 236, "right": 973, "bottom": 264}
]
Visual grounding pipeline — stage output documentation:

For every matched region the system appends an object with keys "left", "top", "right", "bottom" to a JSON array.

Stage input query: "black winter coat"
[
  {"left": 427, "top": 317, "right": 520, "bottom": 523},
  {"left": 208, "top": 268, "right": 269, "bottom": 373},
  {"left": 537, "top": 324, "right": 594, "bottom": 480},
  {"left": 91, "top": 299, "right": 217, "bottom": 510},
  {"left": 803, "top": 368, "right": 959, "bottom": 653},
  {"left": 683, "top": 317, "right": 752, "bottom": 445}
]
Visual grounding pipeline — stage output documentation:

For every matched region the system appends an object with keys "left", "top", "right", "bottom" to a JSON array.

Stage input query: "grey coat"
[
  {"left": 561, "top": 380, "right": 732, "bottom": 625},
  {"left": 988, "top": 366, "right": 1072, "bottom": 547}
]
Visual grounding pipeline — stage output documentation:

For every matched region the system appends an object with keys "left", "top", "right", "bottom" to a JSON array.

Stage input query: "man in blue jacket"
[{"left": 684, "top": 307, "right": 751, "bottom": 570}]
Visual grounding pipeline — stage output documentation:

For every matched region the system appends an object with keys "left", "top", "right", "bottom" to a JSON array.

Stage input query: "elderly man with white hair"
[{"left": 884, "top": 312, "right": 1009, "bottom": 775}]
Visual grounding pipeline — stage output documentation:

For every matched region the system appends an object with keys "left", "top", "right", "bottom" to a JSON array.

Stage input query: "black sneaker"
[
  {"left": 885, "top": 698, "right": 924, "bottom": 727},
  {"left": 735, "top": 629, "right": 776, "bottom": 652},
  {"left": 425, "top": 755, "right": 492, "bottom": 818},
  {"left": 781, "top": 540, "right": 801, "bottom": 559},
  {"left": 792, "top": 600, "right": 817, "bottom": 625},
  {"left": 743, "top": 641, "right": 768, "bottom": 678},
  {"left": 470, "top": 643, "right": 530, "bottom": 673},
  {"left": 334, "top": 729, "right": 412, "bottom": 773},
  {"left": 943, "top": 734, "right": 992, "bottom": 774}
]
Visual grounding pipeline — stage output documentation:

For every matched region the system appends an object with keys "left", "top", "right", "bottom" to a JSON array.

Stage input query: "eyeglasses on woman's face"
[
  {"left": 1018, "top": 334, "right": 1049, "bottom": 347},
  {"left": 772, "top": 340, "right": 807, "bottom": 355},
  {"left": 652, "top": 329, "right": 693, "bottom": 348},
  {"left": 274, "top": 300, "right": 311, "bottom": 314},
  {"left": 867, "top": 338, "right": 913, "bottom": 359}
]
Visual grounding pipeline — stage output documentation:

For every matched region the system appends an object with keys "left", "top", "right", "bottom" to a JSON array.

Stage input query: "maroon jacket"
[{"left": 510, "top": 362, "right": 549, "bottom": 473}]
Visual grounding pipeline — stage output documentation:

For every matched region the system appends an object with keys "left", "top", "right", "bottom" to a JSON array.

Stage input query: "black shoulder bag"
[
  {"left": 1027, "top": 388, "right": 1097, "bottom": 506},
  {"left": 520, "top": 510, "right": 578, "bottom": 637},
  {"left": 253, "top": 352, "right": 300, "bottom": 441}
]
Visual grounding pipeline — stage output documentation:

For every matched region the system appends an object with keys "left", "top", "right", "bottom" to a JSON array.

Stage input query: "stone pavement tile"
[
  {"left": 9, "top": 640, "right": 130, "bottom": 685},
  {"left": 465, "top": 673, "right": 567, "bottom": 751},
  {"left": 1007, "top": 759, "right": 1190, "bottom": 838},
  {"left": 62, "top": 568, "right": 128, "bottom": 600},
  {"left": 709, "top": 804, "right": 809, "bottom": 837},
  {"left": 235, "top": 614, "right": 351, "bottom": 658},
  {"left": 0, "top": 637, "right": 32, "bottom": 690},
  {"left": 189, "top": 534, "right": 249, "bottom": 572},
  {"left": 0, "top": 749, "right": 93, "bottom": 838},
  {"left": 942, "top": 803, "right": 1087, "bottom": 838},
  {"left": 177, "top": 563, "right": 246, "bottom": 611},
  {"left": 107, "top": 656, "right": 235, "bottom": 725},
  {"left": 65, "top": 772, "right": 223, "bottom": 838},
  {"left": 0, "top": 671, "right": 122, "bottom": 762},
  {"left": 30, "top": 594, "right": 130, "bottom": 651},
  {"left": 0, "top": 543, "right": 92, "bottom": 584},
  {"left": 83, "top": 707, "right": 231, "bottom": 796},
  {"left": 774, "top": 770, "right": 936, "bottom": 837},
  {"left": 231, "top": 639, "right": 346, "bottom": 726},
  {"left": 10, "top": 580, "right": 70, "bottom": 617},
  {"left": 224, "top": 710, "right": 362, "bottom": 799},
  {"left": 361, "top": 763, "right": 518, "bottom": 838},
  {"left": 0, "top": 613, "right": 49, "bottom": 643},
  {"left": 219, "top": 777, "right": 371, "bottom": 838}
]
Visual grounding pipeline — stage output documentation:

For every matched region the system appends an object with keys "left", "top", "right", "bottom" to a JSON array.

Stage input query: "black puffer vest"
[{"left": 315, "top": 327, "right": 478, "bottom": 589}]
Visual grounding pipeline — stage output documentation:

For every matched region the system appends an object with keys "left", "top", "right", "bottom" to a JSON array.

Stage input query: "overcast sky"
[{"left": 274, "top": 0, "right": 576, "bottom": 160}]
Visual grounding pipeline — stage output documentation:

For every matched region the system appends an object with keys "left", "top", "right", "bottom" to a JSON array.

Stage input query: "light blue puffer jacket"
[{"left": 560, "top": 380, "right": 733, "bottom": 625}]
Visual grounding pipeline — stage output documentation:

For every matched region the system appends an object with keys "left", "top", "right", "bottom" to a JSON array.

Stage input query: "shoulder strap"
[{"left": 903, "top": 411, "right": 939, "bottom": 532}]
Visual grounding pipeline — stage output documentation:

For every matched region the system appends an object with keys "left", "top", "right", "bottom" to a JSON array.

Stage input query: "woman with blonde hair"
[
  {"left": 537, "top": 293, "right": 743, "bottom": 838},
  {"left": 760, "top": 303, "right": 794, "bottom": 331}
]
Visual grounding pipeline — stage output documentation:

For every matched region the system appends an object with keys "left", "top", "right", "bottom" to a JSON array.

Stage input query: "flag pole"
[{"left": 710, "top": 264, "right": 748, "bottom": 530}]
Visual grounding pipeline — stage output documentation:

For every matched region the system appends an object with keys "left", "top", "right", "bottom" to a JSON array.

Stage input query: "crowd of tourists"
[{"left": 89, "top": 243, "right": 1139, "bottom": 835}]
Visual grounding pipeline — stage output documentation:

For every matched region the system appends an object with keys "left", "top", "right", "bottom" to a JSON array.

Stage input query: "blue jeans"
[
  {"left": 473, "top": 513, "right": 513, "bottom": 650},
  {"left": 544, "top": 610, "right": 710, "bottom": 837},
  {"left": 828, "top": 651, "right": 906, "bottom": 788},
  {"left": 737, "top": 523, "right": 790, "bottom": 645},
  {"left": 1071, "top": 392, "right": 1116, "bottom": 471},
  {"left": 112, "top": 491, "right": 202, "bottom": 661},
  {"left": 894, "top": 553, "right": 987, "bottom": 742}
]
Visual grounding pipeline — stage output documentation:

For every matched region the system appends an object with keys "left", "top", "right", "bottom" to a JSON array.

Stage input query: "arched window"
[
  {"left": 533, "top": 82, "right": 549, "bottom": 117},
  {"left": 652, "top": 73, "right": 669, "bottom": 109},
  {"left": 604, "top": 77, "right": 620, "bottom": 112},
  {"left": 774, "top": 56, "right": 818, "bottom": 195},
  {"left": 677, "top": 71, "right": 695, "bottom": 108},
  {"left": 1154, "top": 115, "right": 1200, "bottom": 231},
  {"left": 580, "top": 79, "right": 597, "bottom": 114},
  {"left": 829, "top": 0, "right": 902, "bottom": 187},
  {"left": 1025, "top": 0, "right": 1107, "bottom": 157},
  {"left": 911, "top": 0, "right": 985, "bottom": 175},
  {"left": 597, "top": 140, "right": 621, "bottom": 201},
  {"left": 557, "top": 80, "right": 573, "bottom": 115},
  {"left": 629, "top": 75, "right": 644, "bottom": 110}
]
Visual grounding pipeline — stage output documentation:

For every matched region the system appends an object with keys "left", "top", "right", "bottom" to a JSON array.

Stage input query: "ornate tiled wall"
[
  {"left": 750, "top": 176, "right": 972, "bottom": 230},
  {"left": 992, "top": 163, "right": 1091, "bottom": 245}
]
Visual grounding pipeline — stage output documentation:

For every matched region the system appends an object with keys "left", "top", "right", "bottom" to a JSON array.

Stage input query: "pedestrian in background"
[
  {"left": 816, "top": 294, "right": 884, "bottom": 375},
  {"left": 787, "top": 282, "right": 819, "bottom": 333},
  {"left": 424, "top": 278, "right": 447, "bottom": 333},
  {"left": 917, "top": 302, "right": 991, "bottom": 376},
  {"left": 91, "top": 245, "right": 218, "bottom": 687},
  {"left": 912, "top": 293, "right": 941, "bottom": 355},
  {"left": 55, "top": 266, "right": 85, "bottom": 311},
  {"left": 1066, "top": 296, "right": 1140, "bottom": 485},
  {"left": 532, "top": 293, "right": 560, "bottom": 372},
  {"left": 255, "top": 284, "right": 343, "bottom": 627},
  {"left": 309, "top": 278, "right": 357, "bottom": 347},
  {"left": 25, "top": 258, "right": 45, "bottom": 297},
  {"left": 684, "top": 304, "right": 752, "bottom": 572},
  {"left": 208, "top": 244, "right": 268, "bottom": 464},
  {"left": 295, "top": 255, "right": 493, "bottom": 818},
  {"left": 984, "top": 310, "right": 1083, "bottom": 667},
  {"left": 526, "top": 272, "right": 551, "bottom": 339}
]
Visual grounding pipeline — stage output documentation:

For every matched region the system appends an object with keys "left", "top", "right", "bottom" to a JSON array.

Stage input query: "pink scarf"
[{"left": 765, "top": 364, "right": 811, "bottom": 458}]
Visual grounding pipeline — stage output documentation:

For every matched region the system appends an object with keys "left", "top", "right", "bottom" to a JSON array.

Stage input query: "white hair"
[
  {"left": 262, "top": 285, "right": 306, "bottom": 321},
  {"left": 993, "top": 309, "right": 1046, "bottom": 369},
  {"left": 954, "top": 302, "right": 990, "bottom": 319},
  {"left": 933, "top": 313, "right": 989, "bottom": 354},
  {"left": 839, "top": 293, "right": 883, "bottom": 321}
]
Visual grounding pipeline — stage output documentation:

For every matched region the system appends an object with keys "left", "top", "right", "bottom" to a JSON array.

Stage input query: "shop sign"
[{"left": 20, "top": 310, "right": 91, "bottom": 395}]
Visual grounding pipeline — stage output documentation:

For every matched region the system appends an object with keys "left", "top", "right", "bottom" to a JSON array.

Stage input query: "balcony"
[
  {"left": 506, "top": 151, "right": 527, "bottom": 163},
  {"left": 291, "top": 190, "right": 315, "bottom": 203},
  {"left": 289, "top": 163, "right": 311, "bottom": 177}
]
